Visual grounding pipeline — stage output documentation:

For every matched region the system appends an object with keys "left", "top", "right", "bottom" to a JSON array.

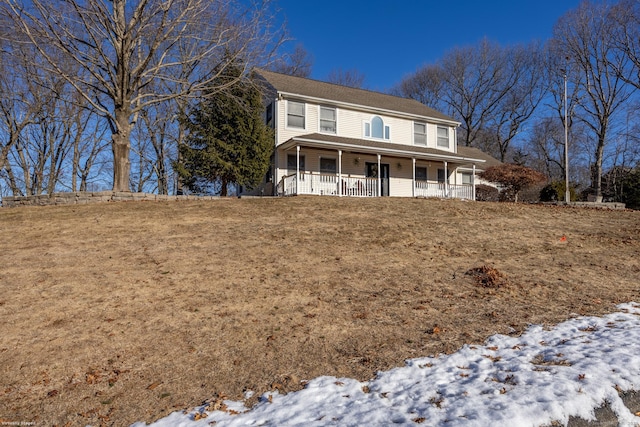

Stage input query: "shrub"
[
  {"left": 475, "top": 184, "right": 500, "bottom": 202},
  {"left": 540, "top": 181, "right": 577, "bottom": 202},
  {"left": 480, "top": 164, "right": 547, "bottom": 203}
]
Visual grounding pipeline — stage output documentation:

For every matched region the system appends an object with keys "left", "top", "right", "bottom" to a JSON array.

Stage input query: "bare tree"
[
  {"left": 3, "top": 0, "right": 282, "bottom": 192},
  {"left": 391, "top": 64, "right": 445, "bottom": 110},
  {"left": 268, "top": 43, "right": 313, "bottom": 77},
  {"left": 551, "top": 1, "right": 635, "bottom": 199},
  {"left": 609, "top": 0, "right": 640, "bottom": 90},
  {"left": 326, "top": 68, "right": 365, "bottom": 88},
  {"left": 0, "top": 39, "right": 42, "bottom": 195},
  {"left": 393, "top": 39, "right": 546, "bottom": 161},
  {"left": 484, "top": 43, "right": 548, "bottom": 161}
]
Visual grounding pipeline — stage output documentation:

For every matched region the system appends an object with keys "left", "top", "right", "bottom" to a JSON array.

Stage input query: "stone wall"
[{"left": 0, "top": 191, "right": 221, "bottom": 207}]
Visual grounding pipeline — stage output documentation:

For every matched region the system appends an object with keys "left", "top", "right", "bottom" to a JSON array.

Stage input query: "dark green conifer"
[{"left": 176, "top": 64, "right": 273, "bottom": 196}]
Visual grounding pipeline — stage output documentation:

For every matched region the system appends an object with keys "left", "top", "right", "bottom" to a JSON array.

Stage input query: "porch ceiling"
[{"left": 282, "top": 133, "right": 486, "bottom": 166}]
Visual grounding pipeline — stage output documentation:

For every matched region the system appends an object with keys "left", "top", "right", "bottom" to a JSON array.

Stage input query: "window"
[
  {"left": 320, "top": 107, "right": 336, "bottom": 134},
  {"left": 265, "top": 103, "right": 274, "bottom": 127},
  {"left": 319, "top": 157, "right": 337, "bottom": 174},
  {"left": 287, "top": 154, "right": 305, "bottom": 174},
  {"left": 364, "top": 116, "right": 390, "bottom": 140},
  {"left": 461, "top": 172, "right": 473, "bottom": 185},
  {"left": 287, "top": 100, "right": 305, "bottom": 129},
  {"left": 415, "top": 166, "right": 427, "bottom": 181},
  {"left": 372, "top": 116, "right": 383, "bottom": 138},
  {"left": 437, "top": 126, "right": 449, "bottom": 148},
  {"left": 437, "top": 168, "right": 446, "bottom": 183},
  {"left": 414, "top": 122, "right": 427, "bottom": 146}
]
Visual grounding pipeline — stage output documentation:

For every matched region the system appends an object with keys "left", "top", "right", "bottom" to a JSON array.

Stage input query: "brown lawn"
[{"left": 0, "top": 197, "right": 639, "bottom": 426}]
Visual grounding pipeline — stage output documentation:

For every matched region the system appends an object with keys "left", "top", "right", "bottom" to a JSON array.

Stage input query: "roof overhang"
[
  {"left": 276, "top": 91, "right": 460, "bottom": 127},
  {"left": 281, "top": 134, "right": 486, "bottom": 166}
]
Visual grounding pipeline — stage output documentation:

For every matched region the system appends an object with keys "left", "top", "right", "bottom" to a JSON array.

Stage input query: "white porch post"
[
  {"left": 444, "top": 161, "right": 449, "bottom": 198},
  {"left": 412, "top": 158, "right": 416, "bottom": 198},
  {"left": 472, "top": 164, "right": 476, "bottom": 201},
  {"left": 296, "top": 145, "right": 300, "bottom": 195},
  {"left": 377, "top": 154, "right": 381, "bottom": 197},
  {"left": 338, "top": 150, "right": 343, "bottom": 196}
]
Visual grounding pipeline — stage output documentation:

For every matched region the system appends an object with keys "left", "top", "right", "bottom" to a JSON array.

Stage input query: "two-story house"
[{"left": 253, "top": 69, "right": 489, "bottom": 199}]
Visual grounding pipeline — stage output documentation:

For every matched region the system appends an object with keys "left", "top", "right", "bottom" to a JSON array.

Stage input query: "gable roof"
[{"left": 254, "top": 69, "right": 458, "bottom": 124}]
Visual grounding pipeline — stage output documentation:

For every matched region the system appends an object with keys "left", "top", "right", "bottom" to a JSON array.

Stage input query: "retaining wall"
[{"left": 0, "top": 191, "right": 220, "bottom": 207}]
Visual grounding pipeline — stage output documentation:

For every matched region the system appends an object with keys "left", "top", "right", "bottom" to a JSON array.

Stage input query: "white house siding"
[
  {"left": 276, "top": 147, "right": 457, "bottom": 198},
  {"left": 275, "top": 98, "right": 457, "bottom": 155}
]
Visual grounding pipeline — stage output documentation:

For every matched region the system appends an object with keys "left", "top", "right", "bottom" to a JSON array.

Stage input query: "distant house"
[{"left": 251, "top": 69, "right": 492, "bottom": 199}]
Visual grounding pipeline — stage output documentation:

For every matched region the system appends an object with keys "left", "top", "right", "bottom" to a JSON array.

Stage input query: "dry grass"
[{"left": 0, "top": 196, "right": 639, "bottom": 426}]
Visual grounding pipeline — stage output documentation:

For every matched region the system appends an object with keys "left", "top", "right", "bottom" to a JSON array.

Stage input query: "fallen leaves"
[{"left": 466, "top": 265, "right": 509, "bottom": 289}]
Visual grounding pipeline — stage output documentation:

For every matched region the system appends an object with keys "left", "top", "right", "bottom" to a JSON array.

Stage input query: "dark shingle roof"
[
  {"left": 282, "top": 133, "right": 486, "bottom": 164},
  {"left": 456, "top": 146, "right": 502, "bottom": 170},
  {"left": 255, "top": 69, "right": 457, "bottom": 123}
]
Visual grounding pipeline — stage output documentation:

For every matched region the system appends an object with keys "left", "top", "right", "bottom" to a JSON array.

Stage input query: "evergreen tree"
[
  {"left": 622, "top": 169, "right": 640, "bottom": 210},
  {"left": 175, "top": 66, "right": 273, "bottom": 196}
]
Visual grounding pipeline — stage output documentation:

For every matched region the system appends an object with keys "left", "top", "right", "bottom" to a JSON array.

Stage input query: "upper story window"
[
  {"left": 364, "top": 116, "right": 390, "bottom": 140},
  {"left": 287, "top": 100, "right": 305, "bottom": 129},
  {"left": 320, "top": 106, "right": 337, "bottom": 134},
  {"left": 414, "top": 122, "right": 427, "bottom": 146},
  {"left": 437, "top": 126, "right": 449, "bottom": 148}
]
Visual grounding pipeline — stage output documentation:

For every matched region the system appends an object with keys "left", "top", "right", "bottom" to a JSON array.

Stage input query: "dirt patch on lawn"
[{"left": 0, "top": 197, "right": 639, "bottom": 426}]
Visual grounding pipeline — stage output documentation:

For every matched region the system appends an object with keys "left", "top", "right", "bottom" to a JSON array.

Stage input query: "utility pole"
[{"left": 563, "top": 67, "right": 570, "bottom": 204}]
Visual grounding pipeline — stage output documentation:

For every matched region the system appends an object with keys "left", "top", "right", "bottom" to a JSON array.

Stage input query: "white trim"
[
  {"left": 286, "top": 100, "right": 306, "bottom": 130},
  {"left": 318, "top": 105, "right": 337, "bottom": 135},
  {"left": 472, "top": 164, "right": 476, "bottom": 200},
  {"left": 296, "top": 145, "right": 300, "bottom": 194},
  {"left": 289, "top": 136, "right": 486, "bottom": 164},
  {"left": 276, "top": 90, "right": 460, "bottom": 127},
  {"left": 377, "top": 154, "right": 381, "bottom": 197},
  {"left": 287, "top": 152, "right": 305, "bottom": 175},
  {"left": 412, "top": 158, "right": 416, "bottom": 197},
  {"left": 413, "top": 121, "right": 427, "bottom": 146},
  {"left": 444, "top": 161, "right": 449, "bottom": 197},
  {"left": 338, "top": 150, "right": 343, "bottom": 196},
  {"left": 437, "top": 126, "right": 450, "bottom": 148},
  {"left": 363, "top": 115, "right": 391, "bottom": 141}
]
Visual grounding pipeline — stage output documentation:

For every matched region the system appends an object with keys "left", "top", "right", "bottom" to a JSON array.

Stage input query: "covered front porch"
[
  {"left": 278, "top": 171, "right": 475, "bottom": 199},
  {"left": 275, "top": 134, "right": 484, "bottom": 200}
]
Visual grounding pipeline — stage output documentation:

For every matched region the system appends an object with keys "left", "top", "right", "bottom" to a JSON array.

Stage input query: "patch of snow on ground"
[{"left": 132, "top": 302, "right": 640, "bottom": 427}]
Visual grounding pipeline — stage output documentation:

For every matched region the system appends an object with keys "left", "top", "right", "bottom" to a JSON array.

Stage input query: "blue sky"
[{"left": 276, "top": 0, "right": 583, "bottom": 92}]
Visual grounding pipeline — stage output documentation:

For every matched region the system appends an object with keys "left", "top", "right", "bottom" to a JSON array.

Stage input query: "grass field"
[{"left": 0, "top": 197, "right": 639, "bottom": 426}]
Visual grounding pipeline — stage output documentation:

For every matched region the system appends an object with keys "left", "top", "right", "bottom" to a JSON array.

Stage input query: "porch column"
[
  {"left": 412, "top": 158, "right": 416, "bottom": 198},
  {"left": 338, "top": 150, "right": 343, "bottom": 196},
  {"left": 472, "top": 164, "right": 476, "bottom": 201},
  {"left": 444, "top": 161, "right": 449, "bottom": 198},
  {"left": 377, "top": 154, "right": 381, "bottom": 197},
  {"left": 296, "top": 145, "right": 300, "bottom": 195}
]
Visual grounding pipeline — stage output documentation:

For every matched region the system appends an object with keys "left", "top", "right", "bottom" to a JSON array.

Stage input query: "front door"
[{"left": 366, "top": 162, "right": 390, "bottom": 197}]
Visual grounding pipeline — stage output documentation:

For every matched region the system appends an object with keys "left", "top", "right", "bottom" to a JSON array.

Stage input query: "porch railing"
[
  {"left": 281, "top": 173, "right": 378, "bottom": 197},
  {"left": 414, "top": 181, "right": 474, "bottom": 200},
  {"left": 341, "top": 176, "right": 378, "bottom": 197},
  {"left": 415, "top": 181, "right": 447, "bottom": 198},
  {"left": 281, "top": 173, "right": 472, "bottom": 199}
]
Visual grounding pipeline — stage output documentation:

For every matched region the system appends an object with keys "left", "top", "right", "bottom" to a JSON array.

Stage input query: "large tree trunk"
[
  {"left": 112, "top": 108, "right": 131, "bottom": 192},
  {"left": 594, "top": 137, "right": 605, "bottom": 199}
]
